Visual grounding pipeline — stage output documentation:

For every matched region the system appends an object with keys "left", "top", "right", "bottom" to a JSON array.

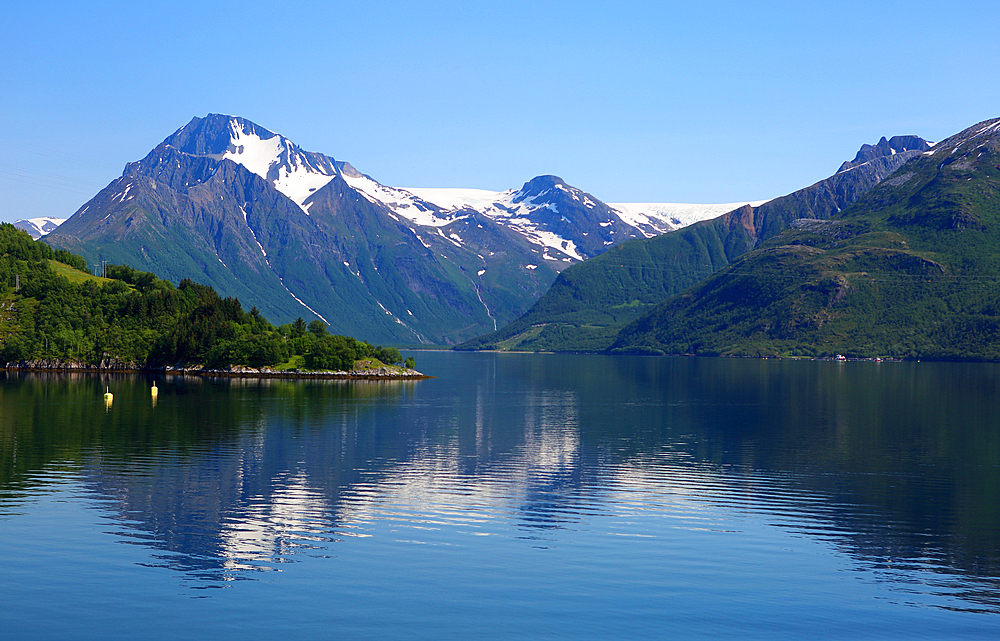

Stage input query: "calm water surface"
[{"left": 2, "top": 352, "right": 1000, "bottom": 639}]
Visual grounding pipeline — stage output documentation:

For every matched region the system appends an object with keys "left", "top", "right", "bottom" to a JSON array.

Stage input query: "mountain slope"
[
  {"left": 41, "top": 115, "right": 774, "bottom": 345},
  {"left": 611, "top": 117, "right": 1000, "bottom": 360},
  {"left": 458, "top": 134, "right": 931, "bottom": 352},
  {"left": 353, "top": 174, "right": 646, "bottom": 263},
  {"left": 45, "top": 115, "right": 577, "bottom": 344}
]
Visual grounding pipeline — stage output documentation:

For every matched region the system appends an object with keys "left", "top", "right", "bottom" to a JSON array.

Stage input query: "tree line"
[{"left": 0, "top": 223, "right": 413, "bottom": 370}]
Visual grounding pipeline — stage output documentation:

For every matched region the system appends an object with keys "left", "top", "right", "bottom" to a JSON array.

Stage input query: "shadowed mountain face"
[
  {"left": 46, "top": 115, "right": 675, "bottom": 345},
  {"left": 612, "top": 118, "right": 1000, "bottom": 360},
  {"left": 458, "top": 134, "right": 931, "bottom": 353}
]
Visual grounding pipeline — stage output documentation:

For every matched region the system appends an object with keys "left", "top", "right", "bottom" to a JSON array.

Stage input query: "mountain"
[
  {"left": 42, "top": 114, "right": 764, "bottom": 346},
  {"left": 346, "top": 179, "right": 765, "bottom": 246},
  {"left": 28, "top": 188, "right": 752, "bottom": 250},
  {"left": 13, "top": 217, "right": 66, "bottom": 239},
  {"left": 32, "top": 117, "right": 628, "bottom": 344},
  {"left": 458, "top": 133, "right": 931, "bottom": 352},
  {"left": 611, "top": 117, "right": 1000, "bottom": 360},
  {"left": 351, "top": 174, "right": 643, "bottom": 262}
]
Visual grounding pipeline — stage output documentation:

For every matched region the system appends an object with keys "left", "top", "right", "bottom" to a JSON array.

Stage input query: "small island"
[{"left": 0, "top": 224, "right": 425, "bottom": 379}]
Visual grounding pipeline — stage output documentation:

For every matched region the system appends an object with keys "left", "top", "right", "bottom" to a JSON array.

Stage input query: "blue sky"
[{"left": 2, "top": 0, "right": 998, "bottom": 223}]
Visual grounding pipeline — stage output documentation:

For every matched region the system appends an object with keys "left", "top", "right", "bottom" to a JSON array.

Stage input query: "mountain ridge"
[
  {"left": 610, "top": 117, "right": 1000, "bottom": 360},
  {"left": 457, "top": 133, "right": 932, "bottom": 352},
  {"left": 50, "top": 114, "right": 738, "bottom": 344}
]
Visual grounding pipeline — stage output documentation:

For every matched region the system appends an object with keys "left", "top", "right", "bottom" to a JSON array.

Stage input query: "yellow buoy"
[
  {"left": 104, "top": 386, "right": 113, "bottom": 410},
  {"left": 151, "top": 381, "right": 158, "bottom": 407}
]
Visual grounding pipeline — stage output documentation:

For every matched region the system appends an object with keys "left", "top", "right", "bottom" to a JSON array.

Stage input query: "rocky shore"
[{"left": 2, "top": 359, "right": 430, "bottom": 380}]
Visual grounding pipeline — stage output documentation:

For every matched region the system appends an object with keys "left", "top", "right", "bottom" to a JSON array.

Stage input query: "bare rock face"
[{"left": 837, "top": 135, "right": 932, "bottom": 173}]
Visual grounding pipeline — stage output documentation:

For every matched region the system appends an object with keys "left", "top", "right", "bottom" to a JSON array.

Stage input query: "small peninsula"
[{"left": 0, "top": 224, "right": 424, "bottom": 379}]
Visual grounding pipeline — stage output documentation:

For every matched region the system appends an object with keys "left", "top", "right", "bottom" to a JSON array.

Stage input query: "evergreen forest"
[{"left": 0, "top": 224, "right": 413, "bottom": 372}]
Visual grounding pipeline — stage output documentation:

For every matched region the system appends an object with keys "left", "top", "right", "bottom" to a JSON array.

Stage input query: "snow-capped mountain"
[
  {"left": 32, "top": 117, "right": 553, "bottom": 343},
  {"left": 13, "top": 217, "right": 67, "bottom": 239},
  {"left": 342, "top": 178, "right": 766, "bottom": 257},
  {"left": 608, "top": 201, "right": 770, "bottom": 236},
  {"left": 43, "top": 114, "right": 766, "bottom": 345},
  {"left": 188, "top": 117, "right": 763, "bottom": 262},
  {"left": 167, "top": 115, "right": 346, "bottom": 214}
]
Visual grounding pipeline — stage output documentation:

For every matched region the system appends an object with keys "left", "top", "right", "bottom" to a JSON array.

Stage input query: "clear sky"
[{"left": 2, "top": 0, "right": 998, "bottom": 223}]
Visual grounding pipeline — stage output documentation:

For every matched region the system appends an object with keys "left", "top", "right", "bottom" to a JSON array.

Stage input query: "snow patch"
[
  {"left": 342, "top": 175, "right": 460, "bottom": 227},
  {"left": 222, "top": 118, "right": 337, "bottom": 211},
  {"left": 278, "top": 277, "right": 329, "bottom": 324},
  {"left": 611, "top": 200, "right": 770, "bottom": 236}
]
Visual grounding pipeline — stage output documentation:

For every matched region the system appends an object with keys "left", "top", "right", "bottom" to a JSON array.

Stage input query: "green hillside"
[
  {"left": 457, "top": 141, "right": 925, "bottom": 353},
  {"left": 0, "top": 224, "right": 410, "bottom": 371},
  {"left": 611, "top": 118, "right": 1000, "bottom": 361},
  {"left": 456, "top": 207, "right": 758, "bottom": 351}
]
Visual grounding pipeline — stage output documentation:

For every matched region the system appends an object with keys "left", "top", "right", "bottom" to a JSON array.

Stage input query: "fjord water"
[{"left": 2, "top": 353, "right": 1000, "bottom": 639}]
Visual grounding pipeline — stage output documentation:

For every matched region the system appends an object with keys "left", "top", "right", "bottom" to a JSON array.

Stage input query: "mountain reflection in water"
[{"left": 2, "top": 353, "right": 1000, "bottom": 629}]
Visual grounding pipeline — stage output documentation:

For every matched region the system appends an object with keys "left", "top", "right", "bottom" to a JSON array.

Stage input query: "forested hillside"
[
  {"left": 0, "top": 224, "right": 409, "bottom": 371},
  {"left": 611, "top": 118, "right": 1000, "bottom": 360},
  {"left": 458, "top": 136, "right": 930, "bottom": 353}
]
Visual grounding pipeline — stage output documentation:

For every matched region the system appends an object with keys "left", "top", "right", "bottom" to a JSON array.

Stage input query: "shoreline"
[{"left": 1, "top": 359, "right": 432, "bottom": 380}]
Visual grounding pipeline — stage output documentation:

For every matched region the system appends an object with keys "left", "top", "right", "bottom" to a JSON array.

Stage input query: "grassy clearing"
[
  {"left": 274, "top": 354, "right": 306, "bottom": 371},
  {"left": 47, "top": 260, "right": 112, "bottom": 285}
]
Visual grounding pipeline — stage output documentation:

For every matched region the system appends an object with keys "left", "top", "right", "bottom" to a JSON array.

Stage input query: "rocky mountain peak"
[
  {"left": 162, "top": 114, "right": 271, "bottom": 157},
  {"left": 157, "top": 114, "right": 340, "bottom": 210},
  {"left": 512, "top": 175, "right": 569, "bottom": 202},
  {"left": 838, "top": 135, "right": 932, "bottom": 173}
]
